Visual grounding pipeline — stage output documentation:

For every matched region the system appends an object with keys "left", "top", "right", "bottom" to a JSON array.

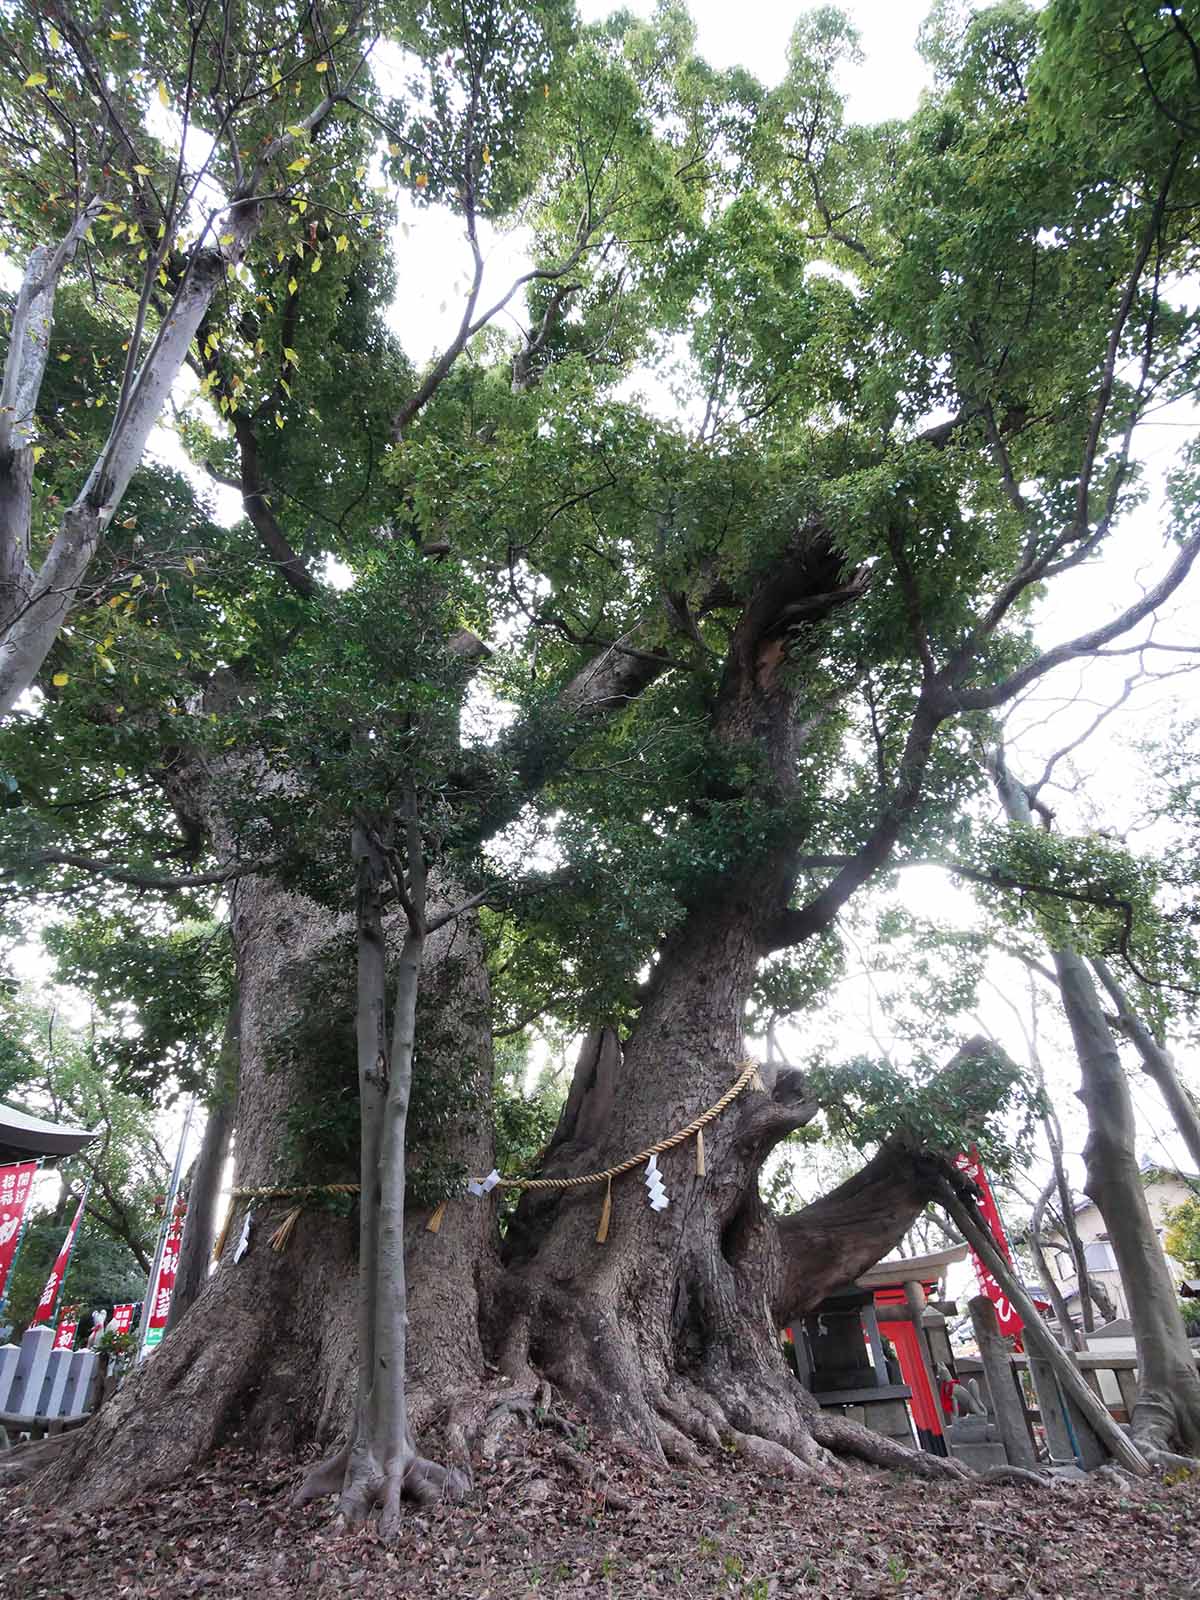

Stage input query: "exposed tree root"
[
  {"left": 295, "top": 1439, "right": 470, "bottom": 1536},
  {"left": 551, "top": 1440, "right": 634, "bottom": 1510},
  {"left": 810, "top": 1410, "right": 971, "bottom": 1480},
  {"left": 1138, "top": 1448, "right": 1200, "bottom": 1476},
  {"left": 0, "top": 1427, "right": 81, "bottom": 1486},
  {"left": 974, "top": 1465, "right": 1053, "bottom": 1488}
]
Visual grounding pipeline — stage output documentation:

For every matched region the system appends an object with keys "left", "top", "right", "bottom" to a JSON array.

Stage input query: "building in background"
[{"left": 1043, "top": 1161, "right": 1199, "bottom": 1322}]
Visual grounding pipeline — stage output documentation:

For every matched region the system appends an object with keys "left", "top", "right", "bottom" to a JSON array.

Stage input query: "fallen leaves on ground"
[{"left": 3, "top": 1421, "right": 1198, "bottom": 1598}]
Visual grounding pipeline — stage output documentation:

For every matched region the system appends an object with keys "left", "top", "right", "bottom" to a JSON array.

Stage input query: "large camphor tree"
[{"left": 4, "top": 0, "right": 1200, "bottom": 1509}]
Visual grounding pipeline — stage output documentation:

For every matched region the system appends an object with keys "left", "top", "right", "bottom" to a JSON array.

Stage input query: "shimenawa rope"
[{"left": 213, "top": 1059, "right": 764, "bottom": 1256}]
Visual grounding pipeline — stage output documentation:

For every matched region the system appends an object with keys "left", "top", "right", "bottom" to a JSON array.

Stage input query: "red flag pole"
[{"left": 30, "top": 1180, "right": 90, "bottom": 1326}]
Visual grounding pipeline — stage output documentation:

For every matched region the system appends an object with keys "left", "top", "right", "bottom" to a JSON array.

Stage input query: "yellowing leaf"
[
  {"left": 31, "top": 445, "right": 45, "bottom": 463},
  {"left": 333, "top": 22, "right": 347, "bottom": 36},
  {"left": 355, "top": 164, "right": 366, "bottom": 180},
  {"left": 133, "top": 163, "right": 152, "bottom": 176},
  {"left": 310, "top": 254, "right": 322, "bottom": 272},
  {"left": 415, "top": 172, "right": 428, "bottom": 189},
  {"left": 544, "top": 83, "right": 550, "bottom": 98},
  {"left": 52, "top": 672, "right": 69, "bottom": 688},
  {"left": 96, "top": 653, "right": 116, "bottom": 675},
  {"left": 111, "top": 30, "right": 129, "bottom": 40},
  {"left": 185, "top": 557, "right": 196, "bottom": 575},
  {"left": 275, "top": 412, "right": 285, "bottom": 428},
  {"left": 315, "top": 60, "right": 329, "bottom": 72},
  {"left": 24, "top": 72, "right": 48, "bottom": 89},
  {"left": 130, "top": 575, "right": 143, "bottom": 586},
  {"left": 282, "top": 347, "right": 299, "bottom": 365},
  {"left": 482, "top": 145, "right": 491, "bottom": 165},
  {"left": 287, "top": 156, "right": 309, "bottom": 172},
  {"left": 110, "top": 220, "right": 127, "bottom": 238},
  {"left": 49, "top": 27, "right": 60, "bottom": 47},
  {"left": 335, "top": 234, "right": 348, "bottom": 253},
  {"left": 219, "top": 232, "right": 234, "bottom": 245},
  {"left": 288, "top": 276, "right": 298, "bottom": 294},
  {"left": 157, "top": 81, "right": 169, "bottom": 107},
  {"left": 402, "top": 155, "right": 411, "bottom": 176}
]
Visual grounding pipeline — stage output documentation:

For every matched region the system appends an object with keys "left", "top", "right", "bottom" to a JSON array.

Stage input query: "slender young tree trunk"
[
  {"left": 168, "top": 996, "right": 239, "bottom": 1332},
  {"left": 1029, "top": 1174, "right": 1083, "bottom": 1351},
  {"left": 1055, "top": 950, "right": 1200, "bottom": 1454},
  {"left": 992, "top": 748, "right": 1200, "bottom": 1455},
  {"left": 296, "top": 818, "right": 468, "bottom": 1531},
  {"left": 1044, "top": 1102, "right": 1102, "bottom": 1333},
  {"left": 1091, "top": 957, "right": 1200, "bottom": 1176}
]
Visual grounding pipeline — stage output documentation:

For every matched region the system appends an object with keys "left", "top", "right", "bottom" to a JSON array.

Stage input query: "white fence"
[{"left": 0, "top": 1326, "right": 97, "bottom": 1444}]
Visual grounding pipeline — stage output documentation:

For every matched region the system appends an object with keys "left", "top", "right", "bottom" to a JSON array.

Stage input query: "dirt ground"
[{"left": 3, "top": 1423, "right": 1199, "bottom": 1599}]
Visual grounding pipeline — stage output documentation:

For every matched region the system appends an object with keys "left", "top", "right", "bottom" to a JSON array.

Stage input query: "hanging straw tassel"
[
  {"left": 212, "top": 1200, "right": 235, "bottom": 1262},
  {"left": 596, "top": 1177, "right": 613, "bottom": 1243},
  {"left": 426, "top": 1199, "right": 448, "bottom": 1234},
  {"left": 269, "top": 1205, "right": 303, "bottom": 1253},
  {"left": 695, "top": 1127, "right": 706, "bottom": 1176}
]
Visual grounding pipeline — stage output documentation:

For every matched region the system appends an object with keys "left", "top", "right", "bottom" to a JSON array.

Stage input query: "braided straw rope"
[
  {"left": 214, "top": 1059, "right": 764, "bottom": 1254},
  {"left": 496, "top": 1058, "right": 762, "bottom": 1192}
]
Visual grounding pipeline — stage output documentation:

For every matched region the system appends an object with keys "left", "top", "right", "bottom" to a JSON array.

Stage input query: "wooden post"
[
  {"left": 861, "top": 1301, "right": 889, "bottom": 1388},
  {"left": 1115, "top": 1365, "right": 1138, "bottom": 1422},
  {"left": 939, "top": 1180, "right": 1150, "bottom": 1476},
  {"left": 1028, "top": 1354, "right": 1106, "bottom": 1469},
  {"left": 969, "top": 1295, "right": 1039, "bottom": 1468}
]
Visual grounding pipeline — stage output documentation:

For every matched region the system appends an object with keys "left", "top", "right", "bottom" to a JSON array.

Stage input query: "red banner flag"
[
  {"left": 53, "top": 1306, "right": 80, "bottom": 1351},
  {"left": 0, "top": 1160, "right": 38, "bottom": 1305},
  {"left": 954, "top": 1147, "right": 1024, "bottom": 1340},
  {"left": 109, "top": 1303, "right": 134, "bottom": 1335},
  {"left": 31, "top": 1186, "right": 88, "bottom": 1325},
  {"left": 142, "top": 1203, "right": 185, "bottom": 1353}
]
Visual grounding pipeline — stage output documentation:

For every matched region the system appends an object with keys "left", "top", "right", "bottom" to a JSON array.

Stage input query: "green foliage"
[
  {"left": 3, "top": 1212, "right": 146, "bottom": 1334},
  {"left": 1165, "top": 1197, "right": 1200, "bottom": 1273},
  {"left": 808, "top": 1039, "right": 1036, "bottom": 1176},
  {"left": 0, "top": 992, "right": 168, "bottom": 1287}
]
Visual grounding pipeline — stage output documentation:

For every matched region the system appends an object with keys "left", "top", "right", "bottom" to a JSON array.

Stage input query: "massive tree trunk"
[
  {"left": 27, "top": 861, "right": 498, "bottom": 1508},
  {"left": 493, "top": 535, "right": 964, "bottom": 1481},
  {"left": 23, "top": 528, "right": 963, "bottom": 1504}
]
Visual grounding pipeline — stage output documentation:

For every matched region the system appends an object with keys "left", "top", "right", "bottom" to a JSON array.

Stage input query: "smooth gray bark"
[
  {"left": 1029, "top": 1173, "right": 1084, "bottom": 1351},
  {"left": 1091, "top": 957, "right": 1200, "bottom": 1177},
  {"left": 167, "top": 997, "right": 238, "bottom": 1332},
  {"left": 991, "top": 747, "right": 1200, "bottom": 1454},
  {"left": 1055, "top": 949, "right": 1200, "bottom": 1453}
]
